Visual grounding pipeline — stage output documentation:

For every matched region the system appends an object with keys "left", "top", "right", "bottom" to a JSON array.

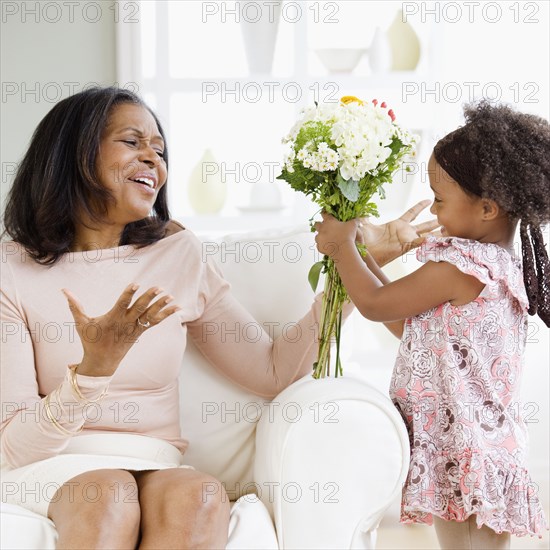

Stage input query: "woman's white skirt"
[{"left": 1, "top": 434, "right": 193, "bottom": 517}]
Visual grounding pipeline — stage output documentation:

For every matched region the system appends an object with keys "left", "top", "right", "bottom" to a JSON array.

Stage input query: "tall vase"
[
  {"left": 368, "top": 27, "right": 392, "bottom": 74},
  {"left": 187, "top": 149, "right": 227, "bottom": 215},
  {"left": 240, "top": 1, "right": 282, "bottom": 74},
  {"left": 386, "top": 9, "right": 421, "bottom": 71}
]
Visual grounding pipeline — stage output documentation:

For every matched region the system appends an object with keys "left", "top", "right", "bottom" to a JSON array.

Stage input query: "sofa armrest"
[{"left": 254, "top": 375, "right": 410, "bottom": 550}]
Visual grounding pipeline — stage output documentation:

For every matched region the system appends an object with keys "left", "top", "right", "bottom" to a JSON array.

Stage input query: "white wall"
[{"left": 0, "top": 1, "right": 117, "bottom": 212}]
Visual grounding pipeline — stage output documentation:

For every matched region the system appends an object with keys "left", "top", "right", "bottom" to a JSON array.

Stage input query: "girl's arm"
[
  {"left": 361, "top": 251, "right": 405, "bottom": 338},
  {"left": 317, "top": 214, "right": 485, "bottom": 322}
]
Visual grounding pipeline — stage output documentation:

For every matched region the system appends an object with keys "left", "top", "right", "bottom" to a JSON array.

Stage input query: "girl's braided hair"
[{"left": 433, "top": 100, "right": 550, "bottom": 327}]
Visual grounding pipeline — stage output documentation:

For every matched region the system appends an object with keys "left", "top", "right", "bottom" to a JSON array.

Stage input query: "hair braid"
[
  {"left": 520, "top": 222, "right": 539, "bottom": 316},
  {"left": 530, "top": 225, "right": 550, "bottom": 327}
]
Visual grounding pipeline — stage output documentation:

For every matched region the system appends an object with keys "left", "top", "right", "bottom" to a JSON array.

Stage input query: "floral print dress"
[{"left": 390, "top": 236, "right": 547, "bottom": 537}]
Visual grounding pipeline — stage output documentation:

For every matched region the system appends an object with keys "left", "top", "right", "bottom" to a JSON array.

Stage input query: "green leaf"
[
  {"left": 356, "top": 242, "right": 367, "bottom": 257},
  {"left": 336, "top": 172, "right": 360, "bottom": 202},
  {"left": 308, "top": 261, "right": 324, "bottom": 292}
]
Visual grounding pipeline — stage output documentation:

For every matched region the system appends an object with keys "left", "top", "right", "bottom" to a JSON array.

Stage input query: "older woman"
[{"left": 1, "top": 87, "right": 436, "bottom": 549}]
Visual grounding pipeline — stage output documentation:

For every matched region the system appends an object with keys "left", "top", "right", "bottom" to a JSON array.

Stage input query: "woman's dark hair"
[
  {"left": 2, "top": 86, "right": 170, "bottom": 265},
  {"left": 434, "top": 100, "right": 550, "bottom": 326}
]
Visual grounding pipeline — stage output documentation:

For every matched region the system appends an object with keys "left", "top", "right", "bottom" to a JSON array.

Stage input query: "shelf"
[
  {"left": 175, "top": 202, "right": 431, "bottom": 237},
  {"left": 176, "top": 211, "right": 307, "bottom": 236}
]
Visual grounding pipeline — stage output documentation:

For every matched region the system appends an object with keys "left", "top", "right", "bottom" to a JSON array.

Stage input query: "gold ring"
[{"left": 137, "top": 317, "right": 151, "bottom": 329}]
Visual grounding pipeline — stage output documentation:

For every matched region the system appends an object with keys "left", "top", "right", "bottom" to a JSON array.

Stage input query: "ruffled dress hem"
[{"left": 399, "top": 447, "right": 548, "bottom": 538}]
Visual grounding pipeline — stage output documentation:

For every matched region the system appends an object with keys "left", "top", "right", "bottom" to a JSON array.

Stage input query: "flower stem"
[{"left": 312, "top": 258, "right": 348, "bottom": 379}]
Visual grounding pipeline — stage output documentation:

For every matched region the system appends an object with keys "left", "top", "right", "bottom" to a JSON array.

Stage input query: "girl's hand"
[
  {"left": 62, "top": 284, "right": 181, "bottom": 377},
  {"left": 314, "top": 212, "right": 359, "bottom": 259},
  {"left": 358, "top": 200, "right": 440, "bottom": 266}
]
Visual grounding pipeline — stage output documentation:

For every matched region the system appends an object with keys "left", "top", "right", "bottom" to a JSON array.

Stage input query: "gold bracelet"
[
  {"left": 44, "top": 391, "right": 82, "bottom": 435},
  {"left": 68, "top": 364, "right": 109, "bottom": 404}
]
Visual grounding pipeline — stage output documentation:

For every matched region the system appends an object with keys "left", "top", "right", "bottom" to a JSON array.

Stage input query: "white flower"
[
  {"left": 283, "top": 99, "right": 416, "bottom": 180},
  {"left": 284, "top": 149, "right": 296, "bottom": 172},
  {"left": 297, "top": 149, "right": 308, "bottom": 161}
]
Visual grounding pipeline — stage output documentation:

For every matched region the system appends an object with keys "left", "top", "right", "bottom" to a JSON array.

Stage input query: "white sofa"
[{"left": 0, "top": 225, "right": 410, "bottom": 549}]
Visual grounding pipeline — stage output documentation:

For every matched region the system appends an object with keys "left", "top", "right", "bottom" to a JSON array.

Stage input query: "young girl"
[{"left": 315, "top": 101, "right": 549, "bottom": 549}]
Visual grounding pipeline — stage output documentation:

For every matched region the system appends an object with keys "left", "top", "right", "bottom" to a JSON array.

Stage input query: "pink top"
[
  {"left": 1, "top": 230, "right": 323, "bottom": 469},
  {"left": 390, "top": 236, "right": 547, "bottom": 537}
]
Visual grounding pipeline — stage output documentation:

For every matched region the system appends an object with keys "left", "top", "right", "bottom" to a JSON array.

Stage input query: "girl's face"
[
  {"left": 428, "top": 154, "right": 484, "bottom": 239},
  {"left": 95, "top": 103, "right": 167, "bottom": 225}
]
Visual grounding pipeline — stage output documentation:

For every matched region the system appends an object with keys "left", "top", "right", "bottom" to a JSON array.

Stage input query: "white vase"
[
  {"left": 368, "top": 27, "right": 392, "bottom": 74},
  {"left": 240, "top": 1, "right": 282, "bottom": 74},
  {"left": 187, "top": 149, "right": 227, "bottom": 215},
  {"left": 386, "top": 9, "right": 421, "bottom": 71}
]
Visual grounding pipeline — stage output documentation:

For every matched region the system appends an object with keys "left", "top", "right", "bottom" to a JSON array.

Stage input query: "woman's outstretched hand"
[
  {"left": 62, "top": 284, "right": 181, "bottom": 377},
  {"left": 358, "top": 200, "right": 440, "bottom": 266}
]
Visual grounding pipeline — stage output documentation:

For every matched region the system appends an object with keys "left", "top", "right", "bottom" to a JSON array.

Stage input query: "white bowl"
[{"left": 315, "top": 48, "right": 367, "bottom": 73}]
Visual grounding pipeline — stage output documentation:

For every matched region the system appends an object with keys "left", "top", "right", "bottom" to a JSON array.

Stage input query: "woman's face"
[
  {"left": 95, "top": 103, "right": 167, "bottom": 225},
  {"left": 428, "top": 154, "right": 483, "bottom": 239}
]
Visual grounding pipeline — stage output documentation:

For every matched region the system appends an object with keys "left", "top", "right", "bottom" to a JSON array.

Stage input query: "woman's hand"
[
  {"left": 358, "top": 200, "right": 440, "bottom": 266},
  {"left": 62, "top": 284, "right": 181, "bottom": 377},
  {"left": 314, "top": 212, "right": 358, "bottom": 259}
]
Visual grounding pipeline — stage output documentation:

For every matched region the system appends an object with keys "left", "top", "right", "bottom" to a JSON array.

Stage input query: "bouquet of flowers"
[{"left": 278, "top": 96, "right": 417, "bottom": 378}]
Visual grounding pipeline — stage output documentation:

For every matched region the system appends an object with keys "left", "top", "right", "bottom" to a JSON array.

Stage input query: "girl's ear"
[{"left": 481, "top": 198, "right": 500, "bottom": 220}]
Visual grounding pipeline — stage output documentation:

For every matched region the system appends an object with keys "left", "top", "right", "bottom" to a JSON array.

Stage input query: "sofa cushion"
[
  {"left": 179, "top": 225, "right": 320, "bottom": 495},
  {"left": 0, "top": 503, "right": 57, "bottom": 549}
]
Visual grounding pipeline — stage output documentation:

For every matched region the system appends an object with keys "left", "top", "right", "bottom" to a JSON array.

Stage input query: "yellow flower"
[{"left": 340, "top": 96, "right": 365, "bottom": 105}]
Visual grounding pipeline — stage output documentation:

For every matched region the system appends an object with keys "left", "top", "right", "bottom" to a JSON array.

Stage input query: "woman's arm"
[
  {"left": 186, "top": 284, "right": 330, "bottom": 400},
  {"left": 360, "top": 200, "right": 440, "bottom": 266},
  {"left": 0, "top": 257, "right": 179, "bottom": 469},
  {"left": 184, "top": 202, "right": 438, "bottom": 396},
  {"left": 0, "top": 278, "right": 111, "bottom": 468}
]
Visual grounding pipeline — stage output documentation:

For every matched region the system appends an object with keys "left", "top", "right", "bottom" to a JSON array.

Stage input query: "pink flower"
[
  {"left": 381, "top": 101, "right": 387, "bottom": 108},
  {"left": 388, "top": 109, "right": 396, "bottom": 121}
]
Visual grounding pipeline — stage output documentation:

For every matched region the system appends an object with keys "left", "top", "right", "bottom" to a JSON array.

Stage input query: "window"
[
  {"left": 117, "top": 0, "right": 440, "bottom": 227},
  {"left": 117, "top": 0, "right": 548, "bottom": 228}
]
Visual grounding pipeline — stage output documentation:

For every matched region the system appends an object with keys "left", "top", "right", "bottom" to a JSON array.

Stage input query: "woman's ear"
[{"left": 481, "top": 198, "right": 500, "bottom": 221}]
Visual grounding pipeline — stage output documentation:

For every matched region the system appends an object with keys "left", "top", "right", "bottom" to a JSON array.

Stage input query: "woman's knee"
[
  {"left": 48, "top": 469, "right": 141, "bottom": 532},
  {"left": 184, "top": 472, "right": 230, "bottom": 520},
  {"left": 140, "top": 469, "right": 230, "bottom": 526}
]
